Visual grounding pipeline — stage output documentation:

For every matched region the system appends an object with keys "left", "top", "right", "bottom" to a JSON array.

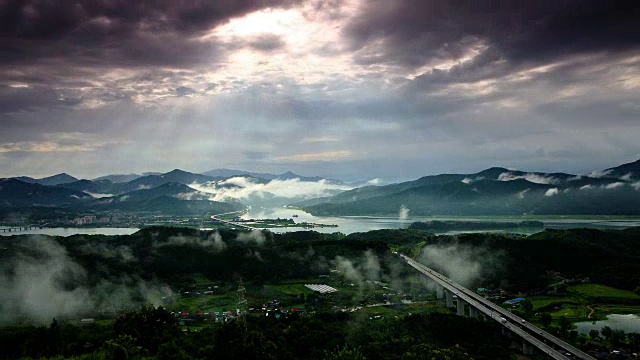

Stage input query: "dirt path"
[{"left": 587, "top": 305, "right": 595, "bottom": 319}]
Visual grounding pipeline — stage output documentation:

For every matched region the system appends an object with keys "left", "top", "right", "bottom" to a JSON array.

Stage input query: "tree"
[
  {"left": 539, "top": 313, "right": 552, "bottom": 328},
  {"left": 589, "top": 329, "right": 600, "bottom": 340},
  {"left": 520, "top": 300, "right": 534, "bottom": 318},
  {"left": 104, "top": 334, "right": 142, "bottom": 360},
  {"left": 559, "top": 316, "right": 572, "bottom": 334},
  {"left": 113, "top": 305, "right": 180, "bottom": 355},
  {"left": 600, "top": 326, "right": 613, "bottom": 340},
  {"left": 610, "top": 329, "right": 626, "bottom": 347},
  {"left": 324, "top": 345, "right": 366, "bottom": 360},
  {"left": 402, "top": 344, "right": 472, "bottom": 360},
  {"left": 627, "top": 332, "right": 640, "bottom": 348}
]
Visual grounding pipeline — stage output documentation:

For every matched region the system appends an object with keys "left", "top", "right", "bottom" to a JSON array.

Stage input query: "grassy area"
[
  {"left": 529, "top": 296, "right": 579, "bottom": 310},
  {"left": 548, "top": 306, "right": 588, "bottom": 320},
  {"left": 525, "top": 285, "right": 640, "bottom": 325},
  {"left": 192, "top": 273, "right": 216, "bottom": 286},
  {"left": 176, "top": 294, "right": 237, "bottom": 313},
  {"left": 263, "top": 283, "right": 315, "bottom": 296},
  {"left": 569, "top": 284, "right": 640, "bottom": 300}
]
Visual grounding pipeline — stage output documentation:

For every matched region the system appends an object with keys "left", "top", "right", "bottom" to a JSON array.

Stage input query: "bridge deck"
[{"left": 400, "top": 254, "right": 596, "bottom": 360}]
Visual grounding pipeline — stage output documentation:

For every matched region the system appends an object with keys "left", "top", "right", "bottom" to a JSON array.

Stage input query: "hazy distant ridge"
[{"left": 302, "top": 159, "right": 640, "bottom": 216}]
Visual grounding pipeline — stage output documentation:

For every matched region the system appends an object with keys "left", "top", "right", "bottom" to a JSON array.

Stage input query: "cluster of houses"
[
  {"left": 174, "top": 299, "right": 308, "bottom": 326},
  {"left": 71, "top": 214, "right": 123, "bottom": 226},
  {"left": 173, "top": 310, "right": 240, "bottom": 325},
  {"left": 476, "top": 287, "right": 508, "bottom": 300}
]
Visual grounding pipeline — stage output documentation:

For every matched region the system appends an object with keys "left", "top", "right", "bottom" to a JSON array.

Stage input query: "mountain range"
[
  {"left": 0, "top": 168, "right": 345, "bottom": 217},
  {"left": 1, "top": 159, "right": 639, "bottom": 218},
  {"left": 300, "top": 159, "right": 640, "bottom": 216}
]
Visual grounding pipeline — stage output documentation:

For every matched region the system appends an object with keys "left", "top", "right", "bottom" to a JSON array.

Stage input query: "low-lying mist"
[
  {"left": 0, "top": 236, "right": 172, "bottom": 324},
  {"left": 189, "top": 177, "right": 353, "bottom": 204},
  {"left": 417, "top": 240, "right": 506, "bottom": 288}
]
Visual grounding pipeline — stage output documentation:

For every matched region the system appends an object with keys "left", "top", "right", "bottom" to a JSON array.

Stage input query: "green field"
[
  {"left": 176, "top": 294, "right": 237, "bottom": 313},
  {"left": 524, "top": 284, "right": 640, "bottom": 326},
  {"left": 529, "top": 296, "right": 579, "bottom": 310},
  {"left": 569, "top": 284, "right": 640, "bottom": 299}
]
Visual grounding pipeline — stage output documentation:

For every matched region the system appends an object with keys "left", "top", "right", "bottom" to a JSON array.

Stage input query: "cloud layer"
[
  {"left": 0, "top": 236, "right": 171, "bottom": 323},
  {"left": 189, "top": 176, "right": 352, "bottom": 203},
  {"left": 1, "top": 0, "right": 639, "bottom": 180}
]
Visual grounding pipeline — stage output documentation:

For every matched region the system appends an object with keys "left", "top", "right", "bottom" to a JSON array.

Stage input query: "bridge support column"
[
  {"left": 445, "top": 290, "right": 453, "bottom": 308},
  {"left": 436, "top": 285, "right": 444, "bottom": 300},
  {"left": 522, "top": 341, "right": 534, "bottom": 355},
  {"left": 501, "top": 327, "right": 511, "bottom": 337},
  {"left": 469, "top": 306, "right": 478, "bottom": 318},
  {"left": 456, "top": 298, "right": 466, "bottom": 316}
]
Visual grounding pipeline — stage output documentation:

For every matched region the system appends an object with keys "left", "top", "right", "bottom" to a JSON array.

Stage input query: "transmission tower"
[{"left": 236, "top": 278, "right": 248, "bottom": 320}]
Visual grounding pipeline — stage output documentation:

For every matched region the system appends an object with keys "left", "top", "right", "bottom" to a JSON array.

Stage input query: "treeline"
[
  {"left": 423, "top": 228, "right": 640, "bottom": 293},
  {"left": 0, "top": 306, "right": 513, "bottom": 360},
  {"left": 408, "top": 220, "right": 544, "bottom": 231},
  {"left": 0, "top": 227, "right": 395, "bottom": 295},
  {"left": 2, "top": 226, "right": 640, "bottom": 297}
]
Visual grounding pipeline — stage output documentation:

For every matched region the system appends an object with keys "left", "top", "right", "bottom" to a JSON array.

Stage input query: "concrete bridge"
[
  {"left": 400, "top": 254, "right": 596, "bottom": 360},
  {"left": 209, "top": 215, "right": 256, "bottom": 230},
  {"left": 1, "top": 225, "right": 48, "bottom": 233}
]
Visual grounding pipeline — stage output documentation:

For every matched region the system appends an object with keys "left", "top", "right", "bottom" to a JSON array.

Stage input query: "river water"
[
  {"left": 576, "top": 314, "right": 640, "bottom": 334},
  {"left": 0, "top": 227, "right": 139, "bottom": 237},
  {"left": 2, "top": 208, "right": 640, "bottom": 236},
  {"left": 239, "top": 207, "right": 640, "bottom": 235}
]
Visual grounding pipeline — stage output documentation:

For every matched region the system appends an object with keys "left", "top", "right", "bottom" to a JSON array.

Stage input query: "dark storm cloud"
[
  {"left": 0, "top": 0, "right": 297, "bottom": 67},
  {"left": 345, "top": 0, "right": 640, "bottom": 71}
]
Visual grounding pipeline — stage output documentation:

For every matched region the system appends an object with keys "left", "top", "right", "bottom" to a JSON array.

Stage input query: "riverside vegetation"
[{"left": 1, "top": 226, "right": 639, "bottom": 359}]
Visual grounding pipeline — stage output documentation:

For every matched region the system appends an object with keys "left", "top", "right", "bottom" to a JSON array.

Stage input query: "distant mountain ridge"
[
  {"left": 604, "top": 158, "right": 640, "bottom": 181},
  {"left": 301, "top": 159, "right": 640, "bottom": 216},
  {"left": 1, "top": 168, "right": 345, "bottom": 215},
  {"left": 0, "top": 178, "right": 92, "bottom": 207},
  {"left": 14, "top": 173, "right": 79, "bottom": 186},
  {"left": 92, "top": 173, "right": 142, "bottom": 183},
  {"left": 3, "top": 159, "right": 640, "bottom": 217}
]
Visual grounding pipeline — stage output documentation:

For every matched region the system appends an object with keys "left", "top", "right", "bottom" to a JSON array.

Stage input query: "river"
[
  {"left": 0, "top": 227, "right": 138, "bottom": 237},
  {"left": 2, "top": 208, "right": 640, "bottom": 236},
  {"left": 239, "top": 207, "right": 640, "bottom": 234},
  {"left": 576, "top": 314, "right": 640, "bottom": 334}
]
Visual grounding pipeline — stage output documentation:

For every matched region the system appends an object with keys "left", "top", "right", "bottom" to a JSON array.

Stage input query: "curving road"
[
  {"left": 210, "top": 210, "right": 256, "bottom": 230},
  {"left": 400, "top": 254, "right": 596, "bottom": 360}
]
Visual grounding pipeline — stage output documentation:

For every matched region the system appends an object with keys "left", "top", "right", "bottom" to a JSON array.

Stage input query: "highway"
[
  {"left": 210, "top": 209, "right": 256, "bottom": 230},
  {"left": 400, "top": 254, "right": 596, "bottom": 360}
]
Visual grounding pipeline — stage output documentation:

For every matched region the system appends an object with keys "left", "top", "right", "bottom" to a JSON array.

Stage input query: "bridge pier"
[
  {"left": 445, "top": 290, "right": 453, "bottom": 308},
  {"left": 436, "top": 284, "right": 444, "bottom": 299},
  {"left": 469, "top": 306, "right": 478, "bottom": 318},
  {"left": 522, "top": 341, "right": 534, "bottom": 355},
  {"left": 501, "top": 327, "right": 511, "bottom": 337},
  {"left": 456, "top": 298, "right": 466, "bottom": 316}
]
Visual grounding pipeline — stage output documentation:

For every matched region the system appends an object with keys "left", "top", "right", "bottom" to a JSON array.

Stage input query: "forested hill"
[
  {"left": 300, "top": 159, "right": 640, "bottom": 216},
  {"left": 1, "top": 226, "right": 639, "bottom": 301},
  {"left": 2, "top": 226, "right": 640, "bottom": 359}
]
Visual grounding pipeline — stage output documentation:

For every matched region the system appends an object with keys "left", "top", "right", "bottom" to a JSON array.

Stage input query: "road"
[
  {"left": 210, "top": 209, "right": 256, "bottom": 230},
  {"left": 400, "top": 254, "right": 596, "bottom": 360}
]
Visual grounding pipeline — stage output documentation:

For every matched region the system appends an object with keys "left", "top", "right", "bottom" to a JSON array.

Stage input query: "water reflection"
[
  {"left": 2, "top": 209, "right": 640, "bottom": 236},
  {"left": 576, "top": 314, "right": 640, "bottom": 334},
  {"left": 239, "top": 207, "right": 640, "bottom": 235},
  {"left": 0, "top": 227, "right": 138, "bottom": 237}
]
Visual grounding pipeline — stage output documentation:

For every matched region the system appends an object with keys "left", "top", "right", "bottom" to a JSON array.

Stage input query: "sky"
[{"left": 1, "top": 0, "right": 639, "bottom": 182}]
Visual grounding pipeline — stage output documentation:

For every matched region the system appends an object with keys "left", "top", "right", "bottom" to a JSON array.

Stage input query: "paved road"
[
  {"left": 210, "top": 215, "right": 256, "bottom": 230},
  {"left": 400, "top": 254, "right": 596, "bottom": 360}
]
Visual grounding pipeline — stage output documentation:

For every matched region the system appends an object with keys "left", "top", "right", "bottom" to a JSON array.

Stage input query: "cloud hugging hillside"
[
  {"left": 301, "top": 159, "right": 640, "bottom": 216},
  {"left": 1, "top": 159, "right": 640, "bottom": 218}
]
